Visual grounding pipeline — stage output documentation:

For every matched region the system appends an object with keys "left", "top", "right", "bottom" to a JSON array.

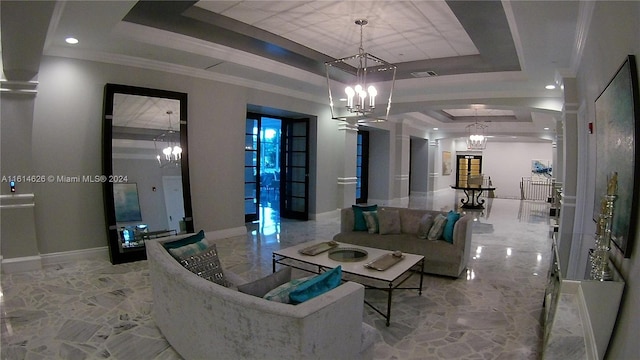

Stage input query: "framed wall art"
[
  {"left": 593, "top": 55, "right": 640, "bottom": 257},
  {"left": 442, "top": 151, "right": 452, "bottom": 176},
  {"left": 114, "top": 183, "right": 143, "bottom": 222}
]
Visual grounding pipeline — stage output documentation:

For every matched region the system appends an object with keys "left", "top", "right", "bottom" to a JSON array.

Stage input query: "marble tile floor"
[{"left": 1, "top": 195, "right": 555, "bottom": 359}]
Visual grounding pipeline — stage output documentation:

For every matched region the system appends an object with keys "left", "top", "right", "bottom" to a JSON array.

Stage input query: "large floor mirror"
[{"left": 103, "top": 84, "right": 193, "bottom": 264}]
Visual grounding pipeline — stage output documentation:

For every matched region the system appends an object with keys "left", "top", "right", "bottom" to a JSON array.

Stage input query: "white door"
[{"left": 163, "top": 176, "right": 185, "bottom": 232}]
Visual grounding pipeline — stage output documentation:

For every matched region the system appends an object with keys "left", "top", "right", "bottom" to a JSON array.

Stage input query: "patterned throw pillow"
[
  {"left": 427, "top": 214, "right": 448, "bottom": 240},
  {"left": 362, "top": 211, "right": 379, "bottom": 234},
  {"left": 378, "top": 208, "right": 401, "bottom": 235},
  {"left": 178, "top": 244, "right": 231, "bottom": 287},
  {"left": 238, "top": 267, "right": 292, "bottom": 298},
  {"left": 263, "top": 276, "right": 313, "bottom": 303},
  {"left": 417, "top": 214, "right": 434, "bottom": 239},
  {"left": 443, "top": 210, "right": 461, "bottom": 243}
]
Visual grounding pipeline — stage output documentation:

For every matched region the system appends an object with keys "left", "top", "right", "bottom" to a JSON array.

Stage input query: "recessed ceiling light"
[
  {"left": 545, "top": 84, "right": 556, "bottom": 90},
  {"left": 544, "top": 127, "right": 550, "bottom": 130},
  {"left": 65, "top": 37, "right": 79, "bottom": 45},
  {"left": 433, "top": 127, "right": 439, "bottom": 131}
]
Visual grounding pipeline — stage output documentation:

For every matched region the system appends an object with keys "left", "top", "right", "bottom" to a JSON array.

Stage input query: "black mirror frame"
[{"left": 102, "top": 83, "right": 194, "bottom": 264}]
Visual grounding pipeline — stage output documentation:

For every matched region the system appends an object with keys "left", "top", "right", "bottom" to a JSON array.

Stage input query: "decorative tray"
[
  {"left": 364, "top": 252, "right": 404, "bottom": 271},
  {"left": 328, "top": 247, "right": 368, "bottom": 262},
  {"left": 298, "top": 241, "right": 338, "bottom": 256}
]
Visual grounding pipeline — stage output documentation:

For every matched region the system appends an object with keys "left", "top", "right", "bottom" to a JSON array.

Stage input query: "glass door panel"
[
  {"left": 244, "top": 118, "right": 259, "bottom": 222},
  {"left": 281, "top": 119, "right": 309, "bottom": 219}
]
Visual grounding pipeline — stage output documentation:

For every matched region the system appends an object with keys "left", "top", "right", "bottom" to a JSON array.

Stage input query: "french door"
[
  {"left": 280, "top": 118, "right": 309, "bottom": 220},
  {"left": 244, "top": 115, "right": 309, "bottom": 221},
  {"left": 244, "top": 117, "right": 260, "bottom": 222}
]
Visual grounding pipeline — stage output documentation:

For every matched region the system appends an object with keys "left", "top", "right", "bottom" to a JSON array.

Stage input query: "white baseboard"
[
  {"left": 1, "top": 227, "right": 248, "bottom": 274},
  {"left": 205, "top": 226, "right": 247, "bottom": 240},
  {"left": 1, "top": 246, "right": 112, "bottom": 274},
  {"left": 311, "top": 209, "right": 340, "bottom": 221},
  {"left": 41, "top": 246, "right": 109, "bottom": 266},
  {"left": 1, "top": 255, "right": 43, "bottom": 273}
]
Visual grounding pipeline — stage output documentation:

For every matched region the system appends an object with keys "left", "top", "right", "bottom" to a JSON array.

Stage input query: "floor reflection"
[{"left": 2, "top": 191, "right": 553, "bottom": 360}]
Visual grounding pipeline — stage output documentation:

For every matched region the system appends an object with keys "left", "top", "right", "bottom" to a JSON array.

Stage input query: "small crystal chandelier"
[
  {"left": 466, "top": 121, "right": 488, "bottom": 150},
  {"left": 325, "top": 19, "right": 396, "bottom": 123},
  {"left": 154, "top": 110, "right": 182, "bottom": 167}
]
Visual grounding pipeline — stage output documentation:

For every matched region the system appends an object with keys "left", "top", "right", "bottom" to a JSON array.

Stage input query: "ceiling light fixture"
[
  {"left": 154, "top": 110, "right": 182, "bottom": 168},
  {"left": 65, "top": 37, "right": 79, "bottom": 45},
  {"left": 545, "top": 84, "right": 556, "bottom": 90},
  {"left": 325, "top": 19, "right": 396, "bottom": 123},
  {"left": 466, "top": 108, "right": 488, "bottom": 150}
]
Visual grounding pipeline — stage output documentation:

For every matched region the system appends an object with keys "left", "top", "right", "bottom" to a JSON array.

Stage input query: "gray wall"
[
  {"left": 29, "top": 56, "right": 339, "bottom": 254},
  {"left": 576, "top": 2, "right": 640, "bottom": 358},
  {"left": 410, "top": 137, "right": 429, "bottom": 193},
  {"left": 367, "top": 128, "right": 391, "bottom": 204}
]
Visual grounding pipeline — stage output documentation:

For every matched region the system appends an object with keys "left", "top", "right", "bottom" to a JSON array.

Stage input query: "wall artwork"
[
  {"left": 442, "top": 151, "right": 452, "bottom": 176},
  {"left": 594, "top": 55, "right": 640, "bottom": 258},
  {"left": 531, "top": 159, "right": 553, "bottom": 179},
  {"left": 114, "top": 183, "right": 143, "bottom": 222}
]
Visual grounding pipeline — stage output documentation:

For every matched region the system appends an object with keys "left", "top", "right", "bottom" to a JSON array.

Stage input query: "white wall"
[
  {"left": 436, "top": 138, "right": 456, "bottom": 191},
  {"left": 482, "top": 141, "right": 554, "bottom": 199}
]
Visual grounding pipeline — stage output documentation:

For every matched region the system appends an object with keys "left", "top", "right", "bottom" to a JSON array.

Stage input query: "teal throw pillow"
[
  {"left": 168, "top": 239, "right": 208, "bottom": 259},
  {"left": 443, "top": 211, "right": 461, "bottom": 243},
  {"left": 352, "top": 205, "right": 377, "bottom": 231},
  {"left": 263, "top": 276, "right": 313, "bottom": 303},
  {"left": 163, "top": 230, "right": 205, "bottom": 249},
  {"left": 289, "top": 266, "right": 342, "bottom": 305}
]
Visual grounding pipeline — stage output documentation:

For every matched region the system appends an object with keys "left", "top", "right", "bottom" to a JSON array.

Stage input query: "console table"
[
  {"left": 542, "top": 239, "right": 625, "bottom": 359},
  {"left": 451, "top": 185, "right": 496, "bottom": 209}
]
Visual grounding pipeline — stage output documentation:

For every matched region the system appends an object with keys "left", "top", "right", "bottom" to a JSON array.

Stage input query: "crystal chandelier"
[
  {"left": 466, "top": 121, "right": 488, "bottom": 150},
  {"left": 154, "top": 110, "right": 182, "bottom": 167},
  {"left": 325, "top": 19, "right": 396, "bottom": 123}
]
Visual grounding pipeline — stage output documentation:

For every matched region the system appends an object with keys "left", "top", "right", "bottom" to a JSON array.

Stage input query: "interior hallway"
[{"left": 1, "top": 191, "right": 555, "bottom": 359}]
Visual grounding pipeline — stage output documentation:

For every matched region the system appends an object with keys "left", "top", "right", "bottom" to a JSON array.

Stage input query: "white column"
[
  {"left": 394, "top": 122, "right": 410, "bottom": 207},
  {"left": 428, "top": 139, "right": 438, "bottom": 193},
  {"left": 1, "top": 84, "right": 42, "bottom": 272},
  {"left": 336, "top": 121, "right": 358, "bottom": 209}
]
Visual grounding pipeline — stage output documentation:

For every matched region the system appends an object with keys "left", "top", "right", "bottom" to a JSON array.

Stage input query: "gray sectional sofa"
[
  {"left": 333, "top": 206, "right": 473, "bottom": 278},
  {"left": 146, "top": 235, "right": 378, "bottom": 360}
]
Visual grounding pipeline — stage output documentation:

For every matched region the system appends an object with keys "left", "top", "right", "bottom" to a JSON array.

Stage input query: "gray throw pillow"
[
  {"left": 378, "top": 208, "right": 401, "bottom": 235},
  {"left": 427, "top": 214, "right": 448, "bottom": 240},
  {"left": 362, "top": 210, "right": 379, "bottom": 234},
  {"left": 417, "top": 214, "right": 434, "bottom": 239},
  {"left": 238, "top": 267, "right": 292, "bottom": 297}
]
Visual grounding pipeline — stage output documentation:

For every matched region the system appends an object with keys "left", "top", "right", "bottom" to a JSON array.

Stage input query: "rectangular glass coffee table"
[{"left": 272, "top": 240, "right": 424, "bottom": 326}]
